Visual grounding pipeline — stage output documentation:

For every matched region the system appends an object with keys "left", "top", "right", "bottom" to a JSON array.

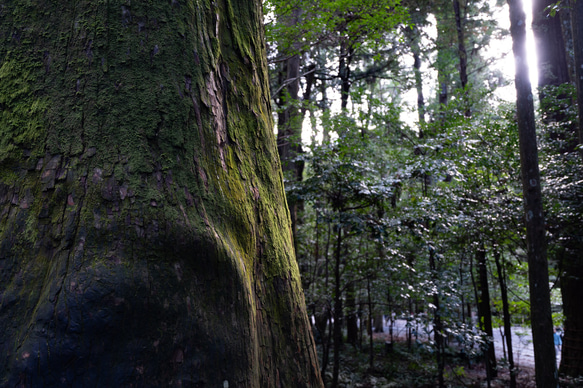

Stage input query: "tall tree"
[
  {"left": 508, "top": 0, "right": 558, "bottom": 385},
  {"left": 0, "top": 1, "right": 323, "bottom": 386}
]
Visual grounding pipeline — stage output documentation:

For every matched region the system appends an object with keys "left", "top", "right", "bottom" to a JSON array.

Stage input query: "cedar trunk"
[{"left": 0, "top": 1, "right": 323, "bottom": 387}]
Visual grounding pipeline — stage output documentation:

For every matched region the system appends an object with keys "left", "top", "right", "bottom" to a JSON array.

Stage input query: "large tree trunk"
[
  {"left": 0, "top": 1, "right": 323, "bottom": 387},
  {"left": 508, "top": 0, "right": 558, "bottom": 385}
]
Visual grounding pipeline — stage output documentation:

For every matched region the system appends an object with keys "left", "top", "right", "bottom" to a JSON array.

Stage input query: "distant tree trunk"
[
  {"left": 435, "top": 12, "right": 451, "bottom": 120},
  {"left": 374, "top": 313, "right": 384, "bottom": 333},
  {"left": 453, "top": 0, "right": 468, "bottom": 90},
  {"left": 0, "top": 1, "right": 322, "bottom": 387},
  {"left": 494, "top": 250, "right": 516, "bottom": 388},
  {"left": 404, "top": 20, "right": 426, "bottom": 133},
  {"left": 508, "top": 0, "right": 558, "bottom": 385},
  {"left": 429, "top": 248, "right": 445, "bottom": 388},
  {"left": 320, "top": 220, "right": 333, "bottom": 377},
  {"left": 453, "top": 0, "right": 471, "bottom": 117},
  {"left": 476, "top": 246, "right": 497, "bottom": 379},
  {"left": 339, "top": 41, "right": 354, "bottom": 112},
  {"left": 346, "top": 281, "right": 359, "bottom": 346},
  {"left": 367, "top": 277, "right": 375, "bottom": 368},
  {"left": 276, "top": 6, "right": 304, "bottom": 250},
  {"left": 332, "top": 226, "right": 344, "bottom": 388}
]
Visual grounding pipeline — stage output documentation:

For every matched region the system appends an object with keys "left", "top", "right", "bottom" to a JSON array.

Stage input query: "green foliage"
[{"left": 264, "top": 0, "right": 409, "bottom": 56}]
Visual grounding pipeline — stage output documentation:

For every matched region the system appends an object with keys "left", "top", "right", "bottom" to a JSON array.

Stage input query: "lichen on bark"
[{"left": 0, "top": 0, "right": 322, "bottom": 386}]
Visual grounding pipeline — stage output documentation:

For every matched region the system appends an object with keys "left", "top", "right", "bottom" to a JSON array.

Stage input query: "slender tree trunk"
[
  {"left": 476, "top": 245, "right": 497, "bottom": 378},
  {"left": 339, "top": 41, "right": 354, "bottom": 113},
  {"left": 453, "top": 0, "right": 471, "bottom": 117},
  {"left": 453, "top": 0, "right": 468, "bottom": 90},
  {"left": 367, "top": 277, "right": 374, "bottom": 369},
  {"left": 429, "top": 248, "right": 445, "bottom": 388},
  {"left": 404, "top": 20, "right": 426, "bottom": 134},
  {"left": 276, "top": 7, "right": 304, "bottom": 251},
  {"left": 332, "top": 226, "right": 344, "bottom": 388},
  {"left": 559, "top": 244, "right": 583, "bottom": 376},
  {"left": 435, "top": 12, "right": 451, "bottom": 127},
  {"left": 321, "top": 221, "right": 333, "bottom": 378},
  {"left": 0, "top": 1, "right": 323, "bottom": 386},
  {"left": 494, "top": 251, "right": 517, "bottom": 388},
  {"left": 508, "top": 0, "right": 558, "bottom": 385}
]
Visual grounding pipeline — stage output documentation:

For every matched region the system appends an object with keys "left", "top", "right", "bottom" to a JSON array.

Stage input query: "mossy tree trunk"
[{"left": 0, "top": 1, "right": 323, "bottom": 386}]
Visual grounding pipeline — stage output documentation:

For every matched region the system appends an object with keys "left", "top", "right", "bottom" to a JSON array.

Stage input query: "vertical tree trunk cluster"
[
  {"left": 508, "top": 0, "right": 558, "bottom": 385},
  {"left": 0, "top": 1, "right": 322, "bottom": 386},
  {"left": 532, "top": 0, "right": 583, "bottom": 376}
]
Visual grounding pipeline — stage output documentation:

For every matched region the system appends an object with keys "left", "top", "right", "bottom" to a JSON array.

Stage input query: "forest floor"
[{"left": 320, "top": 330, "right": 582, "bottom": 387}]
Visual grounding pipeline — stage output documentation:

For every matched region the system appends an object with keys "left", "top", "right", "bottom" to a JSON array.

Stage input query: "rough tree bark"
[
  {"left": 0, "top": 1, "right": 323, "bottom": 387},
  {"left": 508, "top": 0, "right": 558, "bottom": 385}
]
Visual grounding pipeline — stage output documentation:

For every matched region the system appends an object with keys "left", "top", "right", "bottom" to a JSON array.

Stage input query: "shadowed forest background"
[{"left": 264, "top": 0, "right": 583, "bottom": 386}]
